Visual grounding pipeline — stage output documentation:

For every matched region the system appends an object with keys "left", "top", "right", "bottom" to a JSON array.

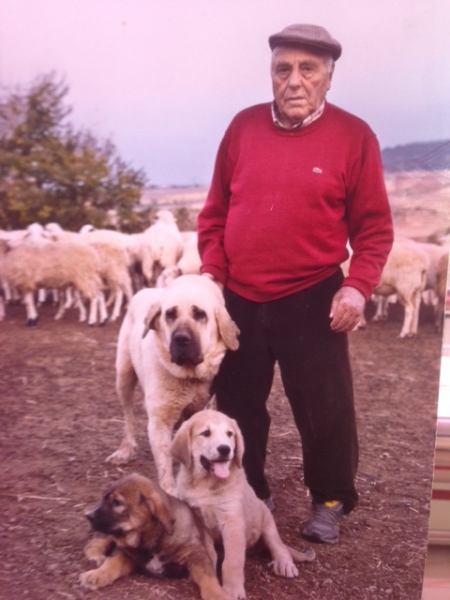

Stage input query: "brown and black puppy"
[{"left": 79, "top": 473, "right": 229, "bottom": 600}]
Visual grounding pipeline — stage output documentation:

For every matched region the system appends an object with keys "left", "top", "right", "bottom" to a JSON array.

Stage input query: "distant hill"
[{"left": 382, "top": 140, "right": 450, "bottom": 172}]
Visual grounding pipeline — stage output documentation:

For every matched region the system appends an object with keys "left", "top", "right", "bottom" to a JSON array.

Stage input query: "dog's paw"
[
  {"left": 83, "top": 536, "right": 114, "bottom": 566},
  {"left": 159, "top": 480, "right": 177, "bottom": 497},
  {"left": 105, "top": 445, "right": 136, "bottom": 465},
  {"left": 269, "top": 558, "right": 299, "bottom": 578},
  {"left": 79, "top": 568, "right": 113, "bottom": 590},
  {"left": 223, "top": 584, "right": 246, "bottom": 600},
  {"left": 84, "top": 553, "right": 106, "bottom": 568}
]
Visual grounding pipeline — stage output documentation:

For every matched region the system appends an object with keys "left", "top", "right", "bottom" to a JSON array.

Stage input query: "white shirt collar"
[{"left": 271, "top": 101, "right": 326, "bottom": 130}]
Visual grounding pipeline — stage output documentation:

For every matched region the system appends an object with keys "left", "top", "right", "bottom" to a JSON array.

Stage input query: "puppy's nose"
[
  {"left": 85, "top": 508, "right": 97, "bottom": 523},
  {"left": 217, "top": 444, "right": 231, "bottom": 458}
]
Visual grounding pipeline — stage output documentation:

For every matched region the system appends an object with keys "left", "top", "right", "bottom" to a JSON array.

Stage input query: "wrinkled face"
[
  {"left": 161, "top": 299, "right": 214, "bottom": 367},
  {"left": 146, "top": 275, "right": 236, "bottom": 369},
  {"left": 271, "top": 45, "right": 334, "bottom": 127}
]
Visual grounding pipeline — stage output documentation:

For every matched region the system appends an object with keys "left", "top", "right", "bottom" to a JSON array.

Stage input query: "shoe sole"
[{"left": 301, "top": 531, "right": 339, "bottom": 545}]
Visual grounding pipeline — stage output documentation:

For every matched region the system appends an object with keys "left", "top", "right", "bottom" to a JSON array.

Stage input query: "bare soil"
[{"left": 0, "top": 300, "right": 443, "bottom": 600}]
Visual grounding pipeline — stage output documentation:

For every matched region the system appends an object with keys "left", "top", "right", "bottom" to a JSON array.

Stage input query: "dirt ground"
[{"left": 0, "top": 298, "right": 443, "bottom": 600}]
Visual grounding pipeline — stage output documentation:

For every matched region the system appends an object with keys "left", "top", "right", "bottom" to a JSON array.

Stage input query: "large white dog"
[{"left": 106, "top": 275, "right": 239, "bottom": 495}]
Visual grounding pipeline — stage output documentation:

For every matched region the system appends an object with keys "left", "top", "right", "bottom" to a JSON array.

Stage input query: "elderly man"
[{"left": 197, "top": 24, "right": 393, "bottom": 544}]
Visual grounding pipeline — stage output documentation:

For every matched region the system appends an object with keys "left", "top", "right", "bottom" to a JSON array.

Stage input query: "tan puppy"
[
  {"left": 106, "top": 275, "right": 239, "bottom": 495},
  {"left": 170, "top": 410, "right": 315, "bottom": 600},
  {"left": 79, "top": 473, "right": 229, "bottom": 600}
]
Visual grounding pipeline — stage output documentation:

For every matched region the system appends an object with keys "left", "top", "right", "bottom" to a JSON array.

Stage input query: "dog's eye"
[
  {"left": 226, "top": 430, "right": 233, "bottom": 438},
  {"left": 192, "top": 306, "right": 207, "bottom": 321},
  {"left": 165, "top": 308, "right": 178, "bottom": 321},
  {"left": 200, "top": 429, "right": 211, "bottom": 437},
  {"left": 111, "top": 498, "right": 122, "bottom": 508}
]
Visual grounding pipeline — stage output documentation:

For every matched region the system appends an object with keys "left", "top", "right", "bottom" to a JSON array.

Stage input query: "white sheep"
[
  {"left": 372, "top": 240, "right": 428, "bottom": 338},
  {"left": 434, "top": 252, "right": 450, "bottom": 332},
  {"left": 79, "top": 215, "right": 184, "bottom": 289},
  {"left": 156, "top": 232, "right": 201, "bottom": 288},
  {"left": 1, "top": 224, "right": 50, "bottom": 303},
  {"left": 79, "top": 224, "right": 148, "bottom": 292},
  {"left": 140, "top": 210, "right": 184, "bottom": 285},
  {"left": 79, "top": 224, "right": 131, "bottom": 248},
  {"left": 0, "top": 223, "right": 47, "bottom": 247},
  {"left": 1, "top": 240, "right": 107, "bottom": 327},
  {"left": 47, "top": 223, "right": 133, "bottom": 320}
]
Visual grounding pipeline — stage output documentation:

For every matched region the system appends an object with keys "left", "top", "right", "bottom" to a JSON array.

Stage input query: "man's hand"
[
  {"left": 201, "top": 272, "right": 224, "bottom": 292},
  {"left": 329, "top": 286, "right": 366, "bottom": 332}
]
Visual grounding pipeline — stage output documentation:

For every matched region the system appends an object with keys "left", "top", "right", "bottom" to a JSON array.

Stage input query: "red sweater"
[{"left": 198, "top": 102, "right": 393, "bottom": 302}]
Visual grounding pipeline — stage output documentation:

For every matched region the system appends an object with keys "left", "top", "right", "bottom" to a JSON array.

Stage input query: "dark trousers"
[{"left": 213, "top": 271, "right": 359, "bottom": 513}]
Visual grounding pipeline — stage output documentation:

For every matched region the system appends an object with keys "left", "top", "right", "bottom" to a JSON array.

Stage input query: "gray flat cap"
[{"left": 268, "top": 24, "right": 342, "bottom": 60}]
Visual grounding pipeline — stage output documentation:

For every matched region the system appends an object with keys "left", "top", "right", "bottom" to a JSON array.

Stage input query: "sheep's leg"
[
  {"left": 23, "top": 291, "right": 38, "bottom": 327},
  {"left": 410, "top": 290, "right": 422, "bottom": 335},
  {"left": 74, "top": 292, "right": 87, "bottom": 322},
  {"left": 109, "top": 289, "right": 123, "bottom": 321},
  {"left": 64, "top": 287, "right": 75, "bottom": 309},
  {"left": 54, "top": 292, "right": 67, "bottom": 320},
  {"left": 372, "top": 295, "right": 389, "bottom": 321},
  {"left": 97, "top": 291, "right": 108, "bottom": 325},
  {"left": 37, "top": 288, "right": 46, "bottom": 305},
  {"left": 372, "top": 295, "right": 382, "bottom": 320},
  {"left": 87, "top": 294, "right": 98, "bottom": 326},
  {"left": 398, "top": 297, "right": 413, "bottom": 338}
]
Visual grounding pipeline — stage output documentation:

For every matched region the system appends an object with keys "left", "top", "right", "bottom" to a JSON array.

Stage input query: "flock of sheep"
[
  {"left": 0, "top": 208, "right": 449, "bottom": 337},
  {"left": 0, "top": 210, "right": 201, "bottom": 327}
]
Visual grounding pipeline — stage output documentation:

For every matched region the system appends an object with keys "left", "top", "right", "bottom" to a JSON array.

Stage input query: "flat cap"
[{"left": 268, "top": 24, "right": 342, "bottom": 60}]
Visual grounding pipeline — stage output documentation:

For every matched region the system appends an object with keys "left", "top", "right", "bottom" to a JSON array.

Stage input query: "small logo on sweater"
[{"left": 312, "top": 167, "right": 323, "bottom": 174}]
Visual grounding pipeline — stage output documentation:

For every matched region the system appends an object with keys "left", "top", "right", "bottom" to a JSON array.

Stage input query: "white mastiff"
[{"left": 106, "top": 275, "right": 239, "bottom": 495}]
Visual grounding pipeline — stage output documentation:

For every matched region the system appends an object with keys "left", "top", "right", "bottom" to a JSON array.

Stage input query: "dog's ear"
[
  {"left": 170, "top": 420, "right": 192, "bottom": 468},
  {"left": 215, "top": 307, "right": 240, "bottom": 351},
  {"left": 142, "top": 303, "right": 161, "bottom": 338},
  {"left": 232, "top": 418, "right": 245, "bottom": 469},
  {"left": 143, "top": 495, "right": 175, "bottom": 536},
  {"left": 136, "top": 478, "right": 175, "bottom": 536}
]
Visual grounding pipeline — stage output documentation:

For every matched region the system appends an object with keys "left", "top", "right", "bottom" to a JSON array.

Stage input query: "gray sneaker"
[{"left": 301, "top": 500, "right": 344, "bottom": 544}]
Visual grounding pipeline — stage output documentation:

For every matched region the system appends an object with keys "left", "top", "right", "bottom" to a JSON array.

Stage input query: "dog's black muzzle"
[
  {"left": 169, "top": 327, "right": 202, "bottom": 367},
  {"left": 85, "top": 506, "right": 116, "bottom": 535}
]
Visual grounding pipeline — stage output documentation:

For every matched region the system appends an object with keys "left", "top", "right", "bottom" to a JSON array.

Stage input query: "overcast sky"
[{"left": 1, "top": 0, "right": 449, "bottom": 186}]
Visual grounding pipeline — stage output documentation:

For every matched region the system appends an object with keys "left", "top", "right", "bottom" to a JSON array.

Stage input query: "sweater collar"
[{"left": 271, "top": 101, "right": 326, "bottom": 130}]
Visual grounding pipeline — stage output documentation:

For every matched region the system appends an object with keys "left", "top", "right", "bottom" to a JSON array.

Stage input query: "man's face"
[{"left": 271, "top": 46, "right": 334, "bottom": 127}]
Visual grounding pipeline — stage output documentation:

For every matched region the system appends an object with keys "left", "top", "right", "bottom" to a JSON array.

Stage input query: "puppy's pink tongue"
[{"left": 212, "top": 461, "right": 230, "bottom": 479}]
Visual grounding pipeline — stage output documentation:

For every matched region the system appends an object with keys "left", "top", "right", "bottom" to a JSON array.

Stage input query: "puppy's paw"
[
  {"left": 84, "top": 536, "right": 114, "bottom": 567},
  {"left": 223, "top": 584, "right": 246, "bottom": 600},
  {"left": 269, "top": 558, "right": 299, "bottom": 578},
  {"left": 79, "top": 568, "right": 114, "bottom": 590}
]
